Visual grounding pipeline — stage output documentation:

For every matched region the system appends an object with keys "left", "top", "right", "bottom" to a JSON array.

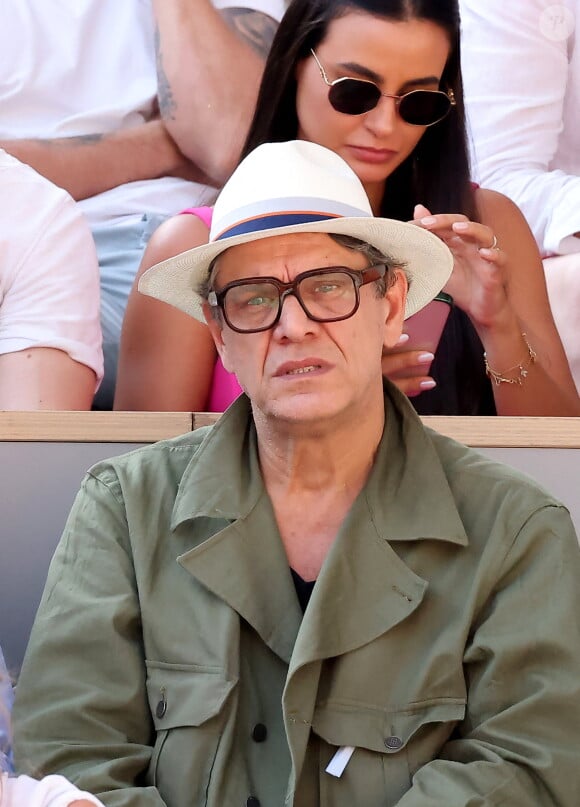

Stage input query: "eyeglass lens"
[
  {"left": 328, "top": 79, "right": 451, "bottom": 125},
  {"left": 222, "top": 270, "right": 360, "bottom": 332}
]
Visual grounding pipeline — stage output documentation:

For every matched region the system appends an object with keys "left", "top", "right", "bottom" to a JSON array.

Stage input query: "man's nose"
[{"left": 273, "top": 291, "right": 315, "bottom": 339}]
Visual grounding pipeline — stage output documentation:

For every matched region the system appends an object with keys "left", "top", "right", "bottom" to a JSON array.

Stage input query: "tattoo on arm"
[
  {"left": 36, "top": 133, "right": 105, "bottom": 148},
  {"left": 153, "top": 10, "right": 277, "bottom": 120},
  {"left": 155, "top": 25, "right": 177, "bottom": 120},
  {"left": 222, "top": 9, "right": 278, "bottom": 59}
]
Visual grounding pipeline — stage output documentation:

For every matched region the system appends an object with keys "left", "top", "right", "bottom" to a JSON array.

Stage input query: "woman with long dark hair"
[{"left": 115, "top": 0, "right": 579, "bottom": 415}]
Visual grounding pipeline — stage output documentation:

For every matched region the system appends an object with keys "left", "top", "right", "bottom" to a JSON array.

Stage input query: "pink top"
[{"left": 181, "top": 207, "right": 243, "bottom": 411}]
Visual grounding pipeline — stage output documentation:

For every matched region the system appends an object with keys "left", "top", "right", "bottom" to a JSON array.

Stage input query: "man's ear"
[
  {"left": 202, "top": 302, "right": 234, "bottom": 374},
  {"left": 383, "top": 269, "right": 408, "bottom": 349}
]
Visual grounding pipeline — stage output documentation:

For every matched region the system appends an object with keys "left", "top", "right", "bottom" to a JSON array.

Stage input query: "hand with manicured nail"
[
  {"left": 412, "top": 203, "right": 510, "bottom": 331},
  {"left": 381, "top": 334, "right": 436, "bottom": 397}
]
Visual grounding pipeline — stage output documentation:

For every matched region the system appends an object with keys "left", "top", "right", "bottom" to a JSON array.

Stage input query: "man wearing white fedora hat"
[{"left": 14, "top": 141, "right": 580, "bottom": 807}]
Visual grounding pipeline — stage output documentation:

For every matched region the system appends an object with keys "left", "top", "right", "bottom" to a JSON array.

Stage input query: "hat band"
[{"left": 215, "top": 211, "right": 345, "bottom": 241}]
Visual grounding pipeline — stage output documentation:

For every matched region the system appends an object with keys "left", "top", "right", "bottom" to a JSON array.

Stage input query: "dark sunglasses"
[{"left": 311, "top": 49, "right": 455, "bottom": 126}]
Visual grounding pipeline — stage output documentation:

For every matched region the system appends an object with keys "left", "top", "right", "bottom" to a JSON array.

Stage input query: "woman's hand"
[
  {"left": 382, "top": 334, "right": 437, "bottom": 397},
  {"left": 407, "top": 190, "right": 580, "bottom": 416},
  {"left": 412, "top": 204, "right": 513, "bottom": 333}
]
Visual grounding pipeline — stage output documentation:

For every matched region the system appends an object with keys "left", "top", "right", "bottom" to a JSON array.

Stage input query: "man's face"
[{"left": 204, "top": 232, "right": 406, "bottom": 429}]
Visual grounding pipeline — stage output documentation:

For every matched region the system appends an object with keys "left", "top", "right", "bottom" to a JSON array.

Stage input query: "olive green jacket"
[{"left": 14, "top": 390, "right": 580, "bottom": 807}]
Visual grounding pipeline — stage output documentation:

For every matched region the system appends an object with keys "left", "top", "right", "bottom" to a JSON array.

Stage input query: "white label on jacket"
[{"left": 325, "top": 746, "right": 355, "bottom": 778}]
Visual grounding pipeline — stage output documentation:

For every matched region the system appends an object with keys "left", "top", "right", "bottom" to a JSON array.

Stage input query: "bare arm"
[
  {"left": 70, "top": 802, "right": 104, "bottom": 807},
  {"left": 0, "top": 348, "right": 96, "bottom": 410},
  {"left": 115, "top": 214, "right": 217, "bottom": 411},
  {"left": 412, "top": 190, "right": 580, "bottom": 416},
  {"left": 474, "top": 189, "right": 579, "bottom": 415},
  {"left": 0, "top": 176, "right": 102, "bottom": 409},
  {"left": 152, "top": 0, "right": 279, "bottom": 183},
  {"left": 0, "top": 120, "right": 209, "bottom": 201}
]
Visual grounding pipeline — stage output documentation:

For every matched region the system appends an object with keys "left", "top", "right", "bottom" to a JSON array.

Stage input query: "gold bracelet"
[{"left": 484, "top": 333, "right": 537, "bottom": 386}]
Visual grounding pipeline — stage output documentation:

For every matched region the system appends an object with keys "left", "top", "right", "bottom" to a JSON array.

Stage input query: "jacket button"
[
  {"left": 247, "top": 798, "right": 260, "bottom": 807},
  {"left": 251, "top": 723, "right": 268, "bottom": 743},
  {"left": 156, "top": 699, "right": 167, "bottom": 719},
  {"left": 384, "top": 735, "right": 403, "bottom": 750}
]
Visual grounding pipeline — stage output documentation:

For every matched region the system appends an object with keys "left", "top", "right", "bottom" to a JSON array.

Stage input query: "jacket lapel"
[
  {"left": 172, "top": 397, "right": 302, "bottom": 664},
  {"left": 288, "top": 385, "right": 468, "bottom": 671},
  {"left": 178, "top": 492, "right": 302, "bottom": 665},
  {"left": 289, "top": 503, "right": 428, "bottom": 673}
]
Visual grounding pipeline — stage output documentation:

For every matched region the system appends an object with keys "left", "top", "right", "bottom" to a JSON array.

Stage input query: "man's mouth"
[{"left": 285, "top": 364, "right": 321, "bottom": 376}]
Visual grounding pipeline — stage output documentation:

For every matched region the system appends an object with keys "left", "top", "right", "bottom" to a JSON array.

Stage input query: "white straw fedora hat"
[{"left": 139, "top": 140, "right": 453, "bottom": 321}]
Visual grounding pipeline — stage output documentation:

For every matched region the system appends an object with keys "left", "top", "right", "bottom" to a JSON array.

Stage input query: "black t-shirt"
[{"left": 290, "top": 569, "right": 316, "bottom": 612}]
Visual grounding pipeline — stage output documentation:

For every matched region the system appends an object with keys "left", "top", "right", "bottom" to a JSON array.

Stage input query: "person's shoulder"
[
  {"left": 425, "top": 427, "right": 580, "bottom": 607},
  {"left": 0, "top": 151, "right": 94, "bottom": 289},
  {"left": 0, "top": 149, "right": 86, "bottom": 247},
  {"left": 475, "top": 186, "right": 539, "bottom": 252},
  {"left": 475, "top": 186, "right": 523, "bottom": 224},
  {"left": 85, "top": 426, "right": 215, "bottom": 497},
  {"left": 0, "top": 149, "right": 70, "bottom": 209},
  {"left": 137, "top": 211, "right": 211, "bottom": 275},
  {"left": 426, "top": 425, "right": 567, "bottom": 524}
]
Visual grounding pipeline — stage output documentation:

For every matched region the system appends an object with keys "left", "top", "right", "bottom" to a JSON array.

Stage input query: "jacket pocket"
[
  {"left": 312, "top": 698, "right": 466, "bottom": 807},
  {"left": 145, "top": 661, "right": 237, "bottom": 806}
]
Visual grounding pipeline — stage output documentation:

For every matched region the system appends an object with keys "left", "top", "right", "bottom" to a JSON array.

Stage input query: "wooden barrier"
[
  {"left": 1, "top": 412, "right": 579, "bottom": 673},
  {"left": 0, "top": 411, "right": 193, "bottom": 442},
  {"left": 2, "top": 412, "right": 580, "bottom": 447}
]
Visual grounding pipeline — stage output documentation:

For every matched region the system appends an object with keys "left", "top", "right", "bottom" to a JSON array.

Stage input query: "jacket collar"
[
  {"left": 364, "top": 383, "right": 469, "bottom": 545},
  {"left": 172, "top": 386, "right": 469, "bottom": 547},
  {"left": 171, "top": 398, "right": 264, "bottom": 528},
  {"left": 174, "top": 399, "right": 303, "bottom": 663},
  {"left": 173, "top": 387, "right": 468, "bottom": 665}
]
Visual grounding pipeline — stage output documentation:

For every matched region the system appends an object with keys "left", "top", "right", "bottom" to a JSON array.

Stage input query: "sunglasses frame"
[
  {"left": 207, "top": 264, "right": 387, "bottom": 334},
  {"left": 310, "top": 49, "right": 455, "bottom": 126}
]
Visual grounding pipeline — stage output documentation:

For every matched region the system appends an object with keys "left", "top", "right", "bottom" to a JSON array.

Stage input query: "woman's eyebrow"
[
  {"left": 337, "top": 61, "right": 441, "bottom": 89},
  {"left": 399, "top": 75, "right": 442, "bottom": 90},
  {"left": 337, "top": 60, "right": 383, "bottom": 82}
]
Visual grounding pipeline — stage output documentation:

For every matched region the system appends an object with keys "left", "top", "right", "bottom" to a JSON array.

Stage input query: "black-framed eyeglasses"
[
  {"left": 311, "top": 49, "right": 455, "bottom": 126},
  {"left": 207, "top": 264, "right": 387, "bottom": 334}
]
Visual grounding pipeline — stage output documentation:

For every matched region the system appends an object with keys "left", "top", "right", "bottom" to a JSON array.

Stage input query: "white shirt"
[
  {"left": 460, "top": 0, "right": 580, "bottom": 256},
  {"left": 0, "top": 151, "right": 103, "bottom": 385},
  {"left": 1, "top": 774, "right": 105, "bottom": 807},
  {"left": 0, "top": 0, "right": 287, "bottom": 227}
]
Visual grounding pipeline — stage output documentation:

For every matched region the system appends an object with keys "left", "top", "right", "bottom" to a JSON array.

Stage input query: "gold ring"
[{"left": 488, "top": 234, "right": 499, "bottom": 250}]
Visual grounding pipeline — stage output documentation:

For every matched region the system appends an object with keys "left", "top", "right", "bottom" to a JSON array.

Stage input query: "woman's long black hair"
[{"left": 241, "top": 0, "right": 478, "bottom": 222}]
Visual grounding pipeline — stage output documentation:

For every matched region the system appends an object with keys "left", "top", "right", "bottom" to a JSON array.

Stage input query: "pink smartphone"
[{"left": 391, "top": 292, "right": 453, "bottom": 378}]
